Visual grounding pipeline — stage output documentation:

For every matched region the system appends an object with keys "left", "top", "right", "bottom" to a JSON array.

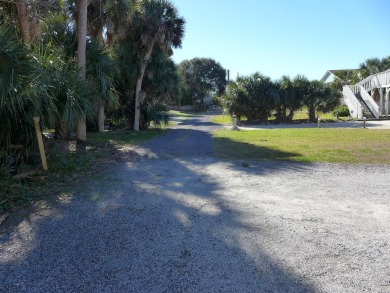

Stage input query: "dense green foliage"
[
  {"left": 177, "top": 58, "right": 227, "bottom": 107},
  {"left": 221, "top": 73, "right": 341, "bottom": 123},
  {"left": 0, "top": 0, "right": 182, "bottom": 163}
]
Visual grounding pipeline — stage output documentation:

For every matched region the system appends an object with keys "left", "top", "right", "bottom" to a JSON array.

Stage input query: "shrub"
[{"left": 333, "top": 105, "right": 350, "bottom": 117}]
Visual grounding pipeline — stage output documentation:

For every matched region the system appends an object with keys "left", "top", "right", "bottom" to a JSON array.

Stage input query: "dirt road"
[{"left": 1, "top": 112, "right": 390, "bottom": 292}]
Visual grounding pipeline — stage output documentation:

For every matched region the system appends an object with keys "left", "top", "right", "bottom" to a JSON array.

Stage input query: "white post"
[{"left": 232, "top": 115, "right": 239, "bottom": 130}]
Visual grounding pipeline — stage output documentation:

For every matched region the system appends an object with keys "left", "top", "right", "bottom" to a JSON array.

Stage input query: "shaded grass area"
[
  {"left": 212, "top": 115, "right": 233, "bottom": 124},
  {"left": 213, "top": 128, "right": 390, "bottom": 164},
  {"left": 0, "top": 129, "right": 166, "bottom": 213},
  {"left": 87, "top": 129, "right": 166, "bottom": 145},
  {"left": 212, "top": 110, "right": 348, "bottom": 125},
  {"left": 168, "top": 110, "right": 201, "bottom": 118}
]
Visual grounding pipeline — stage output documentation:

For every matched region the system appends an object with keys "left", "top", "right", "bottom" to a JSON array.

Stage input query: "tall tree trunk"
[
  {"left": 76, "top": 0, "right": 88, "bottom": 141},
  {"left": 308, "top": 104, "right": 316, "bottom": 123},
  {"left": 134, "top": 41, "right": 156, "bottom": 131},
  {"left": 15, "top": 0, "right": 41, "bottom": 45},
  {"left": 96, "top": 25, "right": 106, "bottom": 133},
  {"left": 15, "top": 0, "right": 31, "bottom": 44},
  {"left": 98, "top": 106, "right": 105, "bottom": 132}
]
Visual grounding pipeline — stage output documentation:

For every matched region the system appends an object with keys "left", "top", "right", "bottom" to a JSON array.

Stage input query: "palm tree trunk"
[
  {"left": 76, "top": 0, "right": 88, "bottom": 141},
  {"left": 15, "top": 0, "right": 31, "bottom": 44},
  {"left": 308, "top": 105, "right": 316, "bottom": 123},
  {"left": 134, "top": 41, "right": 156, "bottom": 131},
  {"left": 15, "top": 0, "right": 41, "bottom": 45},
  {"left": 98, "top": 105, "right": 105, "bottom": 132},
  {"left": 95, "top": 25, "right": 106, "bottom": 133}
]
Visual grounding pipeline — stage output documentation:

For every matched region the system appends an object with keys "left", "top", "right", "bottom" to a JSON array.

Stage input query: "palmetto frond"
[
  {"left": 0, "top": 19, "right": 37, "bottom": 152},
  {"left": 86, "top": 40, "right": 118, "bottom": 109},
  {"left": 41, "top": 12, "right": 77, "bottom": 59},
  {"left": 131, "top": 0, "right": 185, "bottom": 54}
]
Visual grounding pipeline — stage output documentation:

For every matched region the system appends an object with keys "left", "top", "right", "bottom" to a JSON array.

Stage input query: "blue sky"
[{"left": 171, "top": 0, "right": 390, "bottom": 81}]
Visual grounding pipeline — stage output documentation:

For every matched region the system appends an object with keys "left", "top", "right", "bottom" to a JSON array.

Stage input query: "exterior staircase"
[
  {"left": 342, "top": 69, "right": 390, "bottom": 119},
  {"left": 355, "top": 92, "right": 375, "bottom": 119}
]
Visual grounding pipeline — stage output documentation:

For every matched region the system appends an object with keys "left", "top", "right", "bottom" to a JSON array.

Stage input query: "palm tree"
[
  {"left": 115, "top": 35, "right": 179, "bottom": 129},
  {"left": 331, "top": 70, "right": 359, "bottom": 91},
  {"left": 0, "top": 19, "right": 36, "bottom": 153},
  {"left": 0, "top": 19, "right": 58, "bottom": 157},
  {"left": 275, "top": 75, "right": 302, "bottom": 123},
  {"left": 304, "top": 80, "right": 340, "bottom": 122},
  {"left": 86, "top": 40, "right": 119, "bottom": 130},
  {"left": 359, "top": 57, "right": 390, "bottom": 78},
  {"left": 0, "top": 0, "right": 62, "bottom": 44},
  {"left": 224, "top": 73, "right": 277, "bottom": 122},
  {"left": 130, "top": 0, "right": 184, "bottom": 131},
  {"left": 87, "top": 0, "right": 133, "bottom": 47},
  {"left": 86, "top": 0, "right": 133, "bottom": 132}
]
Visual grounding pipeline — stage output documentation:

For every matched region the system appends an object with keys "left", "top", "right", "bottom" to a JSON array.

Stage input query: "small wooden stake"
[{"left": 33, "top": 117, "right": 48, "bottom": 171}]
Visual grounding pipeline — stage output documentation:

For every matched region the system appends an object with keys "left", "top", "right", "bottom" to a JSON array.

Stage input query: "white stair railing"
[
  {"left": 343, "top": 69, "right": 390, "bottom": 118},
  {"left": 342, "top": 86, "right": 363, "bottom": 119},
  {"left": 376, "top": 70, "right": 390, "bottom": 85},
  {"left": 356, "top": 70, "right": 390, "bottom": 90},
  {"left": 359, "top": 86, "right": 380, "bottom": 118}
]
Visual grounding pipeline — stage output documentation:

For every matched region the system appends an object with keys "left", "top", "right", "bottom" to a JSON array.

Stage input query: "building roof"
[{"left": 321, "top": 69, "right": 357, "bottom": 83}]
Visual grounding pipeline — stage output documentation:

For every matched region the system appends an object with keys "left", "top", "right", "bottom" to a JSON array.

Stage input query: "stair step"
[{"left": 355, "top": 92, "right": 375, "bottom": 118}]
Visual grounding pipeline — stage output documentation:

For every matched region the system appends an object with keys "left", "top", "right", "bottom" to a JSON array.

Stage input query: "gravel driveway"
[{"left": 1, "top": 112, "right": 390, "bottom": 292}]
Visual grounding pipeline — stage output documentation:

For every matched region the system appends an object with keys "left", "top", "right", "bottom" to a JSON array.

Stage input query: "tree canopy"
[
  {"left": 0, "top": 0, "right": 184, "bottom": 162},
  {"left": 178, "top": 58, "right": 226, "bottom": 106}
]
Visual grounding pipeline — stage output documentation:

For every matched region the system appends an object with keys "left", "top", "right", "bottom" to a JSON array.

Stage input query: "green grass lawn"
[
  {"left": 211, "top": 114, "right": 233, "bottom": 124},
  {"left": 213, "top": 128, "right": 390, "bottom": 164}
]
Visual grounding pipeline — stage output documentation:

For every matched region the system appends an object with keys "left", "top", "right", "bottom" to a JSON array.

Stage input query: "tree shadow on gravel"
[
  {"left": 213, "top": 136, "right": 302, "bottom": 161},
  {"left": 0, "top": 141, "right": 318, "bottom": 292}
]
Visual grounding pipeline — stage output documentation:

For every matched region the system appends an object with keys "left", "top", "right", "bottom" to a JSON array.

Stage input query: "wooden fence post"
[{"left": 33, "top": 117, "right": 48, "bottom": 171}]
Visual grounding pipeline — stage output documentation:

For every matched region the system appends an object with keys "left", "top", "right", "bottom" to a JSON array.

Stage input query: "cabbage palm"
[
  {"left": 115, "top": 35, "right": 178, "bottom": 129},
  {"left": 238, "top": 73, "right": 278, "bottom": 122},
  {"left": 87, "top": 0, "right": 132, "bottom": 132},
  {"left": 304, "top": 80, "right": 340, "bottom": 122},
  {"left": 275, "top": 75, "right": 302, "bottom": 123},
  {"left": 224, "top": 73, "right": 278, "bottom": 122},
  {"left": 87, "top": 0, "right": 133, "bottom": 47},
  {"left": 0, "top": 20, "right": 58, "bottom": 157},
  {"left": 34, "top": 44, "right": 94, "bottom": 136},
  {"left": 0, "top": 0, "right": 62, "bottom": 44},
  {"left": 130, "top": 0, "right": 184, "bottom": 131},
  {"left": 359, "top": 57, "right": 390, "bottom": 79},
  {"left": 0, "top": 20, "right": 36, "bottom": 153},
  {"left": 86, "top": 40, "right": 119, "bottom": 129}
]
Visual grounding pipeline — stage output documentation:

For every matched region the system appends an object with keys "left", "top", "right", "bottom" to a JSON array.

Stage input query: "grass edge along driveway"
[{"left": 213, "top": 128, "right": 390, "bottom": 164}]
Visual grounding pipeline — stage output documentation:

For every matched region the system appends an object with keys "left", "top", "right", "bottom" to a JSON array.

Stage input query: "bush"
[{"left": 333, "top": 105, "right": 350, "bottom": 117}]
